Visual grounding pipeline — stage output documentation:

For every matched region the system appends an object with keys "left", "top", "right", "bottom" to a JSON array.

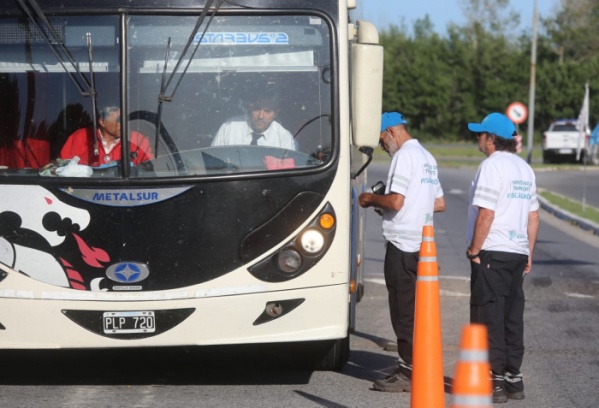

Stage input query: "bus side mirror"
[
  {"left": 351, "top": 146, "right": 373, "bottom": 179},
  {"left": 351, "top": 20, "right": 383, "bottom": 148}
]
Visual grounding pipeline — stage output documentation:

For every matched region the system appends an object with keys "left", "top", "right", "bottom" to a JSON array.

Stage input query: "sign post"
[{"left": 506, "top": 102, "right": 528, "bottom": 153}]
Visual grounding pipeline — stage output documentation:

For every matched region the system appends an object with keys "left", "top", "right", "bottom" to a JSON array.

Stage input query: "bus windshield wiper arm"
[
  {"left": 154, "top": 0, "right": 224, "bottom": 154},
  {"left": 16, "top": 0, "right": 95, "bottom": 98},
  {"left": 17, "top": 0, "right": 99, "bottom": 156},
  {"left": 161, "top": 0, "right": 224, "bottom": 99},
  {"left": 155, "top": 37, "right": 173, "bottom": 156},
  {"left": 86, "top": 33, "right": 99, "bottom": 156}
]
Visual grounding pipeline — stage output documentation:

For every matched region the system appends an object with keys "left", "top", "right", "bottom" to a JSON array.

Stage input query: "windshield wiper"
[
  {"left": 16, "top": 0, "right": 99, "bottom": 153},
  {"left": 16, "top": 0, "right": 95, "bottom": 97},
  {"left": 154, "top": 0, "right": 224, "bottom": 156},
  {"left": 86, "top": 33, "right": 99, "bottom": 156}
]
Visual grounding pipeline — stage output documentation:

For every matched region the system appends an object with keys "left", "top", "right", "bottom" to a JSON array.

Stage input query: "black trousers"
[
  {"left": 384, "top": 242, "right": 419, "bottom": 367},
  {"left": 470, "top": 250, "right": 528, "bottom": 391}
]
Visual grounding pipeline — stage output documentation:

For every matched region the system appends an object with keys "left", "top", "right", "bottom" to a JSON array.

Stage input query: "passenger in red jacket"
[{"left": 60, "top": 106, "right": 153, "bottom": 166}]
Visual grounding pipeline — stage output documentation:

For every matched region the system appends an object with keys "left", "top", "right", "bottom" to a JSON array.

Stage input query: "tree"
[
  {"left": 376, "top": 0, "right": 599, "bottom": 141},
  {"left": 381, "top": 18, "right": 454, "bottom": 140},
  {"left": 458, "top": 0, "right": 519, "bottom": 38},
  {"left": 544, "top": 0, "right": 599, "bottom": 64}
]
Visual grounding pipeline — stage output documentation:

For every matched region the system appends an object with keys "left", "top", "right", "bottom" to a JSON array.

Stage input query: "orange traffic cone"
[
  {"left": 450, "top": 324, "right": 492, "bottom": 408},
  {"left": 411, "top": 225, "right": 445, "bottom": 408}
]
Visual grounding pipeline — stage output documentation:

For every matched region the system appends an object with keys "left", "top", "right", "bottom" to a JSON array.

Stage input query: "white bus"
[{"left": 0, "top": 0, "right": 382, "bottom": 370}]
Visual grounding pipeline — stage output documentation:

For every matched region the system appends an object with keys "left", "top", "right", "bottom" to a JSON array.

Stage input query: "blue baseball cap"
[
  {"left": 468, "top": 113, "right": 515, "bottom": 139},
  {"left": 381, "top": 112, "right": 408, "bottom": 132}
]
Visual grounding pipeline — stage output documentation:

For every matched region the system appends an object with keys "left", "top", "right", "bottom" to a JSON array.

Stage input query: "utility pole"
[{"left": 526, "top": 0, "right": 538, "bottom": 164}]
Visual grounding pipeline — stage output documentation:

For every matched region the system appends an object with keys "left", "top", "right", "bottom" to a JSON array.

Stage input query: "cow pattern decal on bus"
[{"left": 0, "top": 185, "right": 109, "bottom": 290}]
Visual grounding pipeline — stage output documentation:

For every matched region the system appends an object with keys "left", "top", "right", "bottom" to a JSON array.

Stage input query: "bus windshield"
[{"left": 0, "top": 13, "right": 332, "bottom": 178}]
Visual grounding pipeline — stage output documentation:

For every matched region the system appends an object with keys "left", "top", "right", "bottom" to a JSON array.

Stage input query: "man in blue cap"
[
  {"left": 466, "top": 112, "right": 540, "bottom": 403},
  {"left": 359, "top": 112, "right": 445, "bottom": 392},
  {"left": 590, "top": 123, "right": 599, "bottom": 165}
]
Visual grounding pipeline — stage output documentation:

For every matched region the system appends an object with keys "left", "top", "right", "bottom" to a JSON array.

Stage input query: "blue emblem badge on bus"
[{"left": 106, "top": 262, "right": 150, "bottom": 283}]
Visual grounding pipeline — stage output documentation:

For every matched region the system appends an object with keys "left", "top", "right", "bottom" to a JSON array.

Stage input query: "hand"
[
  {"left": 524, "top": 256, "right": 532, "bottom": 274},
  {"left": 358, "top": 193, "right": 373, "bottom": 208},
  {"left": 466, "top": 249, "right": 481, "bottom": 264}
]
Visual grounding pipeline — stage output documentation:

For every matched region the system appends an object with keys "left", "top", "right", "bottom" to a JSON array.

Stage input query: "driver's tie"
[{"left": 250, "top": 132, "right": 264, "bottom": 145}]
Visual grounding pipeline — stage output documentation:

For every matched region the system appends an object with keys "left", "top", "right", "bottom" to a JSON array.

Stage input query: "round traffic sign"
[
  {"left": 506, "top": 102, "right": 528, "bottom": 124},
  {"left": 514, "top": 134, "right": 522, "bottom": 153}
]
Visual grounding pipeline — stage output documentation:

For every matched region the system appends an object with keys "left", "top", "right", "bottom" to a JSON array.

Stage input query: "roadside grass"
[
  {"left": 372, "top": 143, "right": 599, "bottom": 224},
  {"left": 374, "top": 142, "right": 593, "bottom": 171},
  {"left": 539, "top": 190, "right": 599, "bottom": 225},
  {"left": 425, "top": 143, "right": 484, "bottom": 160},
  {"left": 423, "top": 143, "right": 591, "bottom": 171},
  {"left": 372, "top": 143, "right": 484, "bottom": 164}
]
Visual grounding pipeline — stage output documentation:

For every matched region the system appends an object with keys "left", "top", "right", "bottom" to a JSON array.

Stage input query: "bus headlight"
[
  {"left": 248, "top": 203, "right": 336, "bottom": 282},
  {"left": 300, "top": 229, "right": 325, "bottom": 255},
  {"left": 277, "top": 249, "right": 302, "bottom": 274}
]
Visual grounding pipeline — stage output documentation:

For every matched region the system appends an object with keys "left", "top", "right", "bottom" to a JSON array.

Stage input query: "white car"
[{"left": 542, "top": 119, "right": 590, "bottom": 164}]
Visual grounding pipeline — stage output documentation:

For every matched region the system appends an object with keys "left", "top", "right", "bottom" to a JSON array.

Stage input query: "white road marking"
[
  {"left": 565, "top": 292, "right": 594, "bottom": 299},
  {"left": 365, "top": 277, "right": 470, "bottom": 297},
  {"left": 365, "top": 278, "right": 386, "bottom": 285},
  {"left": 440, "top": 275, "right": 471, "bottom": 281},
  {"left": 440, "top": 289, "right": 469, "bottom": 297},
  {"left": 366, "top": 280, "right": 596, "bottom": 300}
]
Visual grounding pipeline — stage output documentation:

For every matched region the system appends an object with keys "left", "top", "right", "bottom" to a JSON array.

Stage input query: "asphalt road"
[
  {"left": 535, "top": 166, "right": 599, "bottom": 209},
  {"left": 363, "top": 163, "right": 599, "bottom": 408},
  {"left": 0, "top": 164, "right": 597, "bottom": 408}
]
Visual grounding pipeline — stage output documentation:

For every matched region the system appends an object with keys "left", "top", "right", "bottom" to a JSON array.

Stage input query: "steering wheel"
[{"left": 128, "top": 110, "right": 186, "bottom": 173}]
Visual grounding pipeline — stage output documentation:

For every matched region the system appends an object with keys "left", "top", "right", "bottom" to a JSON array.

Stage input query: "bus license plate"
[
  {"left": 559, "top": 148, "right": 573, "bottom": 154},
  {"left": 103, "top": 311, "right": 155, "bottom": 334}
]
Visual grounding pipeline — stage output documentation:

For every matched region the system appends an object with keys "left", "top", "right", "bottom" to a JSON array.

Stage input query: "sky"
[{"left": 356, "top": 0, "right": 560, "bottom": 35}]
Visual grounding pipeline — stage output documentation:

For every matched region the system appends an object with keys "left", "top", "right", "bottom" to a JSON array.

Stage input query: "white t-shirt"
[
  {"left": 382, "top": 139, "right": 444, "bottom": 253},
  {"left": 467, "top": 151, "right": 539, "bottom": 255},
  {"left": 211, "top": 115, "right": 296, "bottom": 150}
]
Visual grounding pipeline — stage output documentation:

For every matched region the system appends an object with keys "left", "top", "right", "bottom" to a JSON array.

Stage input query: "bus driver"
[{"left": 211, "top": 88, "right": 296, "bottom": 150}]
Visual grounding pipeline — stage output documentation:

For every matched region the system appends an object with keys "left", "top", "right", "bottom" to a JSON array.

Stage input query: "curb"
[{"left": 537, "top": 195, "right": 599, "bottom": 236}]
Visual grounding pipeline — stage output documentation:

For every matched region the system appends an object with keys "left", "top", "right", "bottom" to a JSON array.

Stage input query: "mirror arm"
[{"left": 351, "top": 146, "right": 374, "bottom": 179}]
